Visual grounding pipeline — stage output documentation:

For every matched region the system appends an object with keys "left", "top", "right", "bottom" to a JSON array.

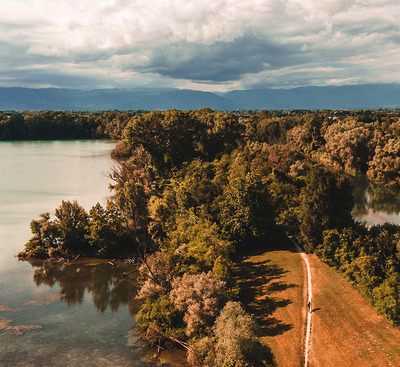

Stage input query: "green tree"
[
  {"left": 136, "top": 295, "right": 186, "bottom": 344},
  {"left": 298, "top": 167, "right": 353, "bottom": 251},
  {"left": 19, "top": 213, "right": 58, "bottom": 259},
  {"left": 218, "top": 162, "right": 273, "bottom": 247},
  {"left": 86, "top": 201, "right": 131, "bottom": 257},
  {"left": 53, "top": 200, "right": 90, "bottom": 255},
  {"left": 373, "top": 273, "right": 400, "bottom": 325}
]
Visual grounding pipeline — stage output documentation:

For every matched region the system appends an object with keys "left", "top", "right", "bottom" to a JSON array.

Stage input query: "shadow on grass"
[{"left": 236, "top": 257, "right": 297, "bottom": 337}]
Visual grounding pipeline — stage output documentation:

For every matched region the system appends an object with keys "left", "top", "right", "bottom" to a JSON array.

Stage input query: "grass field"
[
  {"left": 237, "top": 239, "right": 400, "bottom": 367},
  {"left": 236, "top": 239, "right": 306, "bottom": 367},
  {"left": 309, "top": 254, "right": 400, "bottom": 367}
]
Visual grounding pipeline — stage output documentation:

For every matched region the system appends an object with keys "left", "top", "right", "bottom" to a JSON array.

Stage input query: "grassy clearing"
[{"left": 309, "top": 254, "right": 400, "bottom": 367}]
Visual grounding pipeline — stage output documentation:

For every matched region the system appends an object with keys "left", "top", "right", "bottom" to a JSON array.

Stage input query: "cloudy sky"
[{"left": 0, "top": 0, "right": 399, "bottom": 91}]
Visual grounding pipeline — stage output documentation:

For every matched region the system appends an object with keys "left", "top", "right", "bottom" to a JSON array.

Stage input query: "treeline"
[
  {"left": 241, "top": 109, "right": 400, "bottom": 186},
  {"left": 3, "top": 108, "right": 400, "bottom": 190},
  {"left": 19, "top": 109, "right": 400, "bottom": 365},
  {"left": 0, "top": 110, "right": 142, "bottom": 140}
]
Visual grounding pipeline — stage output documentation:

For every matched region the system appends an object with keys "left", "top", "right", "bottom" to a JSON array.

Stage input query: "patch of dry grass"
[
  {"left": 309, "top": 254, "right": 400, "bottom": 367},
  {"left": 236, "top": 243, "right": 305, "bottom": 367}
]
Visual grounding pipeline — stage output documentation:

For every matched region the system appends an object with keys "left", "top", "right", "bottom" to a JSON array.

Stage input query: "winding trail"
[{"left": 290, "top": 238, "right": 312, "bottom": 367}]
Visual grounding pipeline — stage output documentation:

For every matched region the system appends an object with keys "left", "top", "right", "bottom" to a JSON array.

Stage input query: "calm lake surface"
[
  {"left": 352, "top": 176, "right": 400, "bottom": 226},
  {"left": 0, "top": 141, "right": 185, "bottom": 367}
]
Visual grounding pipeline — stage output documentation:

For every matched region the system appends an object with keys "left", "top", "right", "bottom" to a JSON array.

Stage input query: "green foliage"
[
  {"left": 20, "top": 200, "right": 136, "bottom": 259},
  {"left": 217, "top": 157, "right": 274, "bottom": 246},
  {"left": 86, "top": 201, "right": 131, "bottom": 257},
  {"left": 114, "top": 180, "right": 148, "bottom": 228},
  {"left": 0, "top": 110, "right": 138, "bottom": 140},
  {"left": 0, "top": 113, "right": 24, "bottom": 139},
  {"left": 298, "top": 166, "right": 354, "bottom": 251},
  {"left": 165, "top": 210, "right": 233, "bottom": 274},
  {"left": 18, "top": 213, "right": 58, "bottom": 259},
  {"left": 118, "top": 109, "right": 239, "bottom": 172},
  {"left": 136, "top": 295, "right": 186, "bottom": 340},
  {"left": 53, "top": 200, "right": 90, "bottom": 255},
  {"left": 317, "top": 224, "right": 400, "bottom": 324},
  {"left": 121, "top": 110, "right": 200, "bottom": 170},
  {"left": 315, "top": 229, "right": 340, "bottom": 266},
  {"left": 373, "top": 273, "right": 400, "bottom": 325},
  {"left": 267, "top": 170, "right": 300, "bottom": 235}
]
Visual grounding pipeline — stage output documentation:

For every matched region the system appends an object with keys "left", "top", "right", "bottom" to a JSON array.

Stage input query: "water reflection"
[
  {"left": 27, "top": 259, "right": 139, "bottom": 315},
  {"left": 352, "top": 176, "right": 400, "bottom": 225}
]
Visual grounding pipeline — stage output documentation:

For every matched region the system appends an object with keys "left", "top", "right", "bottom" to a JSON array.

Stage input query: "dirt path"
[
  {"left": 309, "top": 254, "right": 400, "bottom": 367},
  {"left": 291, "top": 239, "right": 312, "bottom": 367},
  {"left": 238, "top": 244, "right": 400, "bottom": 366}
]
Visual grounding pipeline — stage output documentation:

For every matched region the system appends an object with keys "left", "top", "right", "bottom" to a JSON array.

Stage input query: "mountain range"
[{"left": 1, "top": 84, "right": 400, "bottom": 111}]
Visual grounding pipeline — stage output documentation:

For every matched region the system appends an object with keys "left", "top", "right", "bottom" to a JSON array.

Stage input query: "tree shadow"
[
  {"left": 268, "top": 281, "right": 298, "bottom": 292},
  {"left": 240, "top": 233, "right": 299, "bottom": 257},
  {"left": 236, "top": 257, "right": 297, "bottom": 337}
]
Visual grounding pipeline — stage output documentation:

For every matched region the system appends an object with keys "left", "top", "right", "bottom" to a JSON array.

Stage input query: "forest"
[
  {"left": 0, "top": 110, "right": 141, "bottom": 140},
  {"left": 18, "top": 108, "right": 400, "bottom": 367}
]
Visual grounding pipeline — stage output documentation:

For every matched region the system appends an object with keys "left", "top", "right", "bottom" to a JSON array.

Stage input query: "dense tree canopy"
[{"left": 19, "top": 108, "right": 400, "bottom": 365}]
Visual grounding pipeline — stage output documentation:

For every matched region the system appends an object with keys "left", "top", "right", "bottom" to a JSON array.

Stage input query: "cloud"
[
  {"left": 0, "top": 0, "right": 399, "bottom": 90},
  {"left": 134, "top": 35, "right": 303, "bottom": 82},
  {"left": 291, "top": 0, "right": 356, "bottom": 18}
]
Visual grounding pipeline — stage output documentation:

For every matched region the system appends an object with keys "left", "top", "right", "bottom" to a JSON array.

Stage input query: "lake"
[
  {"left": 352, "top": 176, "right": 400, "bottom": 226},
  {"left": 0, "top": 141, "right": 185, "bottom": 367}
]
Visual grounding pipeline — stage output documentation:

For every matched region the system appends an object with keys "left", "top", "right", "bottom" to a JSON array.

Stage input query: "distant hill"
[
  {"left": 0, "top": 87, "right": 235, "bottom": 111},
  {"left": 1, "top": 84, "right": 400, "bottom": 110},
  {"left": 224, "top": 84, "right": 400, "bottom": 110}
]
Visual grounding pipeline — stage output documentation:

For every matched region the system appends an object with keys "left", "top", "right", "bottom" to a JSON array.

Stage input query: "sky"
[{"left": 0, "top": 0, "right": 399, "bottom": 91}]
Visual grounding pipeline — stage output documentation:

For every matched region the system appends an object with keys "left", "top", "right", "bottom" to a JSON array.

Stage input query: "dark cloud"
[
  {"left": 1, "top": 0, "right": 400, "bottom": 90},
  {"left": 0, "top": 41, "right": 57, "bottom": 66},
  {"left": 0, "top": 69, "right": 105, "bottom": 89},
  {"left": 135, "top": 35, "right": 304, "bottom": 82}
]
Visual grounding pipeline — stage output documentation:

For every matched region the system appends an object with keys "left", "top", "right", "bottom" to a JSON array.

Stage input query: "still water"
[
  {"left": 0, "top": 141, "right": 185, "bottom": 367},
  {"left": 352, "top": 176, "right": 400, "bottom": 226}
]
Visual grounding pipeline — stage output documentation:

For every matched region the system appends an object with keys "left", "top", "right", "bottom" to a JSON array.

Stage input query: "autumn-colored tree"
[
  {"left": 368, "top": 138, "right": 400, "bottom": 186},
  {"left": 212, "top": 302, "right": 272, "bottom": 367},
  {"left": 324, "top": 118, "right": 371, "bottom": 173},
  {"left": 170, "top": 272, "right": 227, "bottom": 337}
]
